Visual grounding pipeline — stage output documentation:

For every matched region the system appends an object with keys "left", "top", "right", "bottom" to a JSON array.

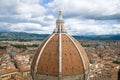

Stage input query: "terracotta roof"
[
  {"left": 31, "top": 34, "right": 89, "bottom": 76},
  {"left": 0, "top": 50, "right": 6, "bottom": 55},
  {"left": 0, "top": 68, "right": 18, "bottom": 76}
]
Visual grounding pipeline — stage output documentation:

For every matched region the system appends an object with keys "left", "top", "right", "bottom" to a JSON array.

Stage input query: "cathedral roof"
[{"left": 31, "top": 10, "right": 89, "bottom": 78}]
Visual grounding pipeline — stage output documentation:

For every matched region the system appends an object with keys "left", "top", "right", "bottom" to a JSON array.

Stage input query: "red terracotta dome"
[{"left": 31, "top": 10, "right": 90, "bottom": 80}]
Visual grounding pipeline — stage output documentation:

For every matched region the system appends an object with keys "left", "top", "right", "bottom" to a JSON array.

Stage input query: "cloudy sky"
[{"left": 0, "top": 0, "right": 120, "bottom": 35}]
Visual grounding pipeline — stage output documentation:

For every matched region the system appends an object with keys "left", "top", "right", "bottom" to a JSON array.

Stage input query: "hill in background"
[{"left": 0, "top": 32, "right": 120, "bottom": 41}]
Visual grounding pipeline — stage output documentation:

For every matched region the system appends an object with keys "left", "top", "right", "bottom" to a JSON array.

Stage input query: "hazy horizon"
[{"left": 0, "top": 31, "right": 120, "bottom": 36}]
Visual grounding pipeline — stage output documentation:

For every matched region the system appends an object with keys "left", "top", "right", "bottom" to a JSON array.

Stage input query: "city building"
[{"left": 31, "top": 10, "right": 90, "bottom": 80}]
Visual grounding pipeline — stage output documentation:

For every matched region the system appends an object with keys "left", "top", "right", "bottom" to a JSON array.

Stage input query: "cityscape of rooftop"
[{"left": 0, "top": 0, "right": 120, "bottom": 80}]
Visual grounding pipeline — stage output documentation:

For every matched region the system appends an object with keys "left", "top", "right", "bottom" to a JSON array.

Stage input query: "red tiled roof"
[
  {"left": 0, "top": 50, "right": 6, "bottom": 55},
  {"left": 31, "top": 34, "right": 89, "bottom": 76}
]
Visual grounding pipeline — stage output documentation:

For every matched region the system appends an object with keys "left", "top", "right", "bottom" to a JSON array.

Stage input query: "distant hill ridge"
[
  {"left": 0, "top": 32, "right": 120, "bottom": 41},
  {"left": 0, "top": 32, "right": 48, "bottom": 41}
]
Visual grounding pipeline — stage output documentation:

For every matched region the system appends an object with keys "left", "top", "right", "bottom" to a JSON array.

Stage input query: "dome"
[{"left": 31, "top": 10, "right": 90, "bottom": 80}]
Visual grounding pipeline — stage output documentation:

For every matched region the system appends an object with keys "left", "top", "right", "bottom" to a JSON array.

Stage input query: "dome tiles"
[{"left": 31, "top": 10, "right": 90, "bottom": 80}]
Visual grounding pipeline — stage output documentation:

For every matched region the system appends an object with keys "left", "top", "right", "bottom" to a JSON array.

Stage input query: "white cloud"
[
  {"left": 0, "top": 0, "right": 120, "bottom": 35},
  {"left": 0, "top": 0, "right": 46, "bottom": 17},
  {"left": 10, "top": 23, "right": 53, "bottom": 34},
  {"left": 48, "top": 0, "right": 120, "bottom": 19},
  {"left": 0, "top": 0, "right": 54, "bottom": 34},
  {"left": 65, "top": 19, "right": 120, "bottom": 35},
  {"left": 47, "top": 0, "right": 120, "bottom": 35},
  {"left": 17, "top": 3, "right": 46, "bottom": 17}
]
